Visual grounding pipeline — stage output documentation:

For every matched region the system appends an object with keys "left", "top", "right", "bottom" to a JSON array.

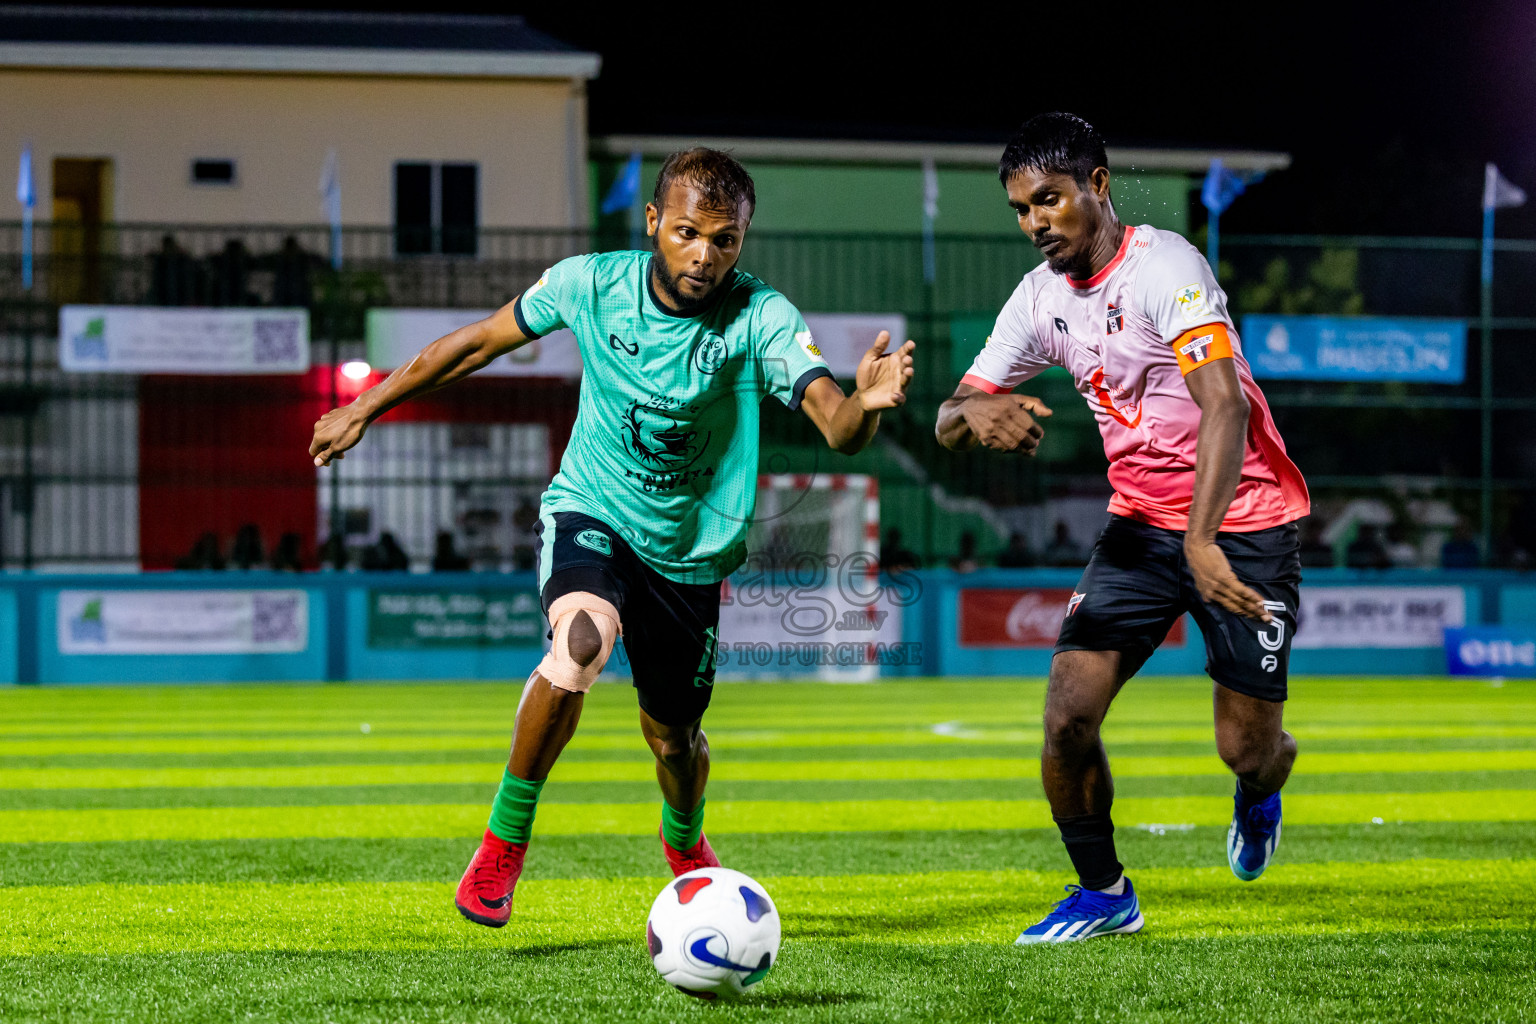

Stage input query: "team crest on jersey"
[
  {"left": 794, "top": 330, "right": 823, "bottom": 359},
  {"left": 694, "top": 332, "right": 728, "bottom": 374},
  {"left": 1053, "top": 316, "right": 1069, "bottom": 336},
  {"left": 1106, "top": 304, "right": 1124, "bottom": 334},
  {"left": 1174, "top": 283, "right": 1208, "bottom": 323}
]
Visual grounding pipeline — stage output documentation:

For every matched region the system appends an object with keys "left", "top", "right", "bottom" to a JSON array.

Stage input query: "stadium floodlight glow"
[{"left": 340, "top": 360, "right": 372, "bottom": 380}]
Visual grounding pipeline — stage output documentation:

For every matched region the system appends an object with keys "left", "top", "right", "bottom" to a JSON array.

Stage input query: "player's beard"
[
  {"left": 1035, "top": 234, "right": 1081, "bottom": 276},
  {"left": 649, "top": 253, "right": 716, "bottom": 315}
]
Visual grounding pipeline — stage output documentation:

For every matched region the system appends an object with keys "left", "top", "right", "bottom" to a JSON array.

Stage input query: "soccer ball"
[{"left": 645, "top": 867, "right": 781, "bottom": 1000}]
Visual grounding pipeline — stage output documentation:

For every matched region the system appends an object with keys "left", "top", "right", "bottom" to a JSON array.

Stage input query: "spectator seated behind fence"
[
  {"left": 1384, "top": 520, "right": 1421, "bottom": 568},
  {"left": 950, "top": 530, "right": 980, "bottom": 573},
  {"left": 269, "top": 532, "right": 304, "bottom": 572},
  {"left": 209, "top": 239, "right": 258, "bottom": 306},
  {"left": 318, "top": 533, "right": 349, "bottom": 571},
  {"left": 1298, "top": 517, "right": 1335, "bottom": 568},
  {"left": 362, "top": 532, "right": 411, "bottom": 571},
  {"left": 1040, "top": 521, "right": 1085, "bottom": 567},
  {"left": 267, "top": 235, "right": 319, "bottom": 308},
  {"left": 230, "top": 523, "right": 266, "bottom": 570},
  {"left": 1440, "top": 518, "right": 1482, "bottom": 569},
  {"left": 1345, "top": 523, "right": 1391, "bottom": 570},
  {"left": 432, "top": 531, "right": 471, "bottom": 572},
  {"left": 175, "top": 531, "right": 225, "bottom": 570},
  {"left": 149, "top": 234, "right": 203, "bottom": 306},
  {"left": 997, "top": 530, "right": 1034, "bottom": 568},
  {"left": 879, "top": 527, "right": 921, "bottom": 572}
]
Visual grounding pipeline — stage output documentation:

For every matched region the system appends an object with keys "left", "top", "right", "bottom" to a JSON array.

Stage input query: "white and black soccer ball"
[{"left": 645, "top": 867, "right": 781, "bottom": 1000}]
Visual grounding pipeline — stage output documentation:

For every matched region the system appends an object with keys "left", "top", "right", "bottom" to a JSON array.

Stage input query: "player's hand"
[
  {"left": 311, "top": 406, "right": 368, "bottom": 467},
  {"left": 1185, "top": 540, "right": 1271, "bottom": 621},
  {"left": 855, "top": 331, "right": 916, "bottom": 412},
  {"left": 960, "top": 393, "right": 1053, "bottom": 454}
]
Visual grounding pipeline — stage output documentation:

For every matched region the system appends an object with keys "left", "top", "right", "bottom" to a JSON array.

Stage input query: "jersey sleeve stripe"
[
  {"left": 960, "top": 372, "right": 1008, "bottom": 394},
  {"left": 511, "top": 294, "right": 543, "bottom": 341},
  {"left": 787, "top": 365, "right": 834, "bottom": 411},
  {"left": 1171, "top": 322, "right": 1234, "bottom": 375}
]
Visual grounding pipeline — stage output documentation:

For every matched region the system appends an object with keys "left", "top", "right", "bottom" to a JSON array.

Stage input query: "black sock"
[
  {"left": 1054, "top": 811, "right": 1123, "bottom": 891},
  {"left": 1236, "top": 778, "right": 1275, "bottom": 810}
]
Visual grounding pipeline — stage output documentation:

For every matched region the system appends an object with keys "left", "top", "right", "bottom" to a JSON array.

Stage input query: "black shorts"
[
  {"left": 1055, "top": 515, "right": 1302, "bottom": 702},
  {"left": 535, "top": 511, "right": 721, "bottom": 725}
]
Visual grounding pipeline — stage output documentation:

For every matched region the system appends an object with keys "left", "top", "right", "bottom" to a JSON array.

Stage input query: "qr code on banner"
[
  {"left": 253, "top": 318, "right": 302, "bottom": 365},
  {"left": 252, "top": 594, "right": 302, "bottom": 644}
]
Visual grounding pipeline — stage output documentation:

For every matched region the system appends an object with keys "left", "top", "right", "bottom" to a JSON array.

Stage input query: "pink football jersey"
[{"left": 962, "top": 224, "right": 1309, "bottom": 532}]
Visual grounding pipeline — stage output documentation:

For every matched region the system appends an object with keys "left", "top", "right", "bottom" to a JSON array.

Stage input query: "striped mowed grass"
[{"left": 1, "top": 677, "right": 1533, "bottom": 1023}]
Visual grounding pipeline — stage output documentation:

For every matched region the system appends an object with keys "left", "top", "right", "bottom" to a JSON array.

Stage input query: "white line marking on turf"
[{"left": 930, "top": 721, "right": 983, "bottom": 739}]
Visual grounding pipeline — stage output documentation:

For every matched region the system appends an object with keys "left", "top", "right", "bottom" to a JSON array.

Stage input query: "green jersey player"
[{"left": 310, "top": 149, "right": 915, "bottom": 928}]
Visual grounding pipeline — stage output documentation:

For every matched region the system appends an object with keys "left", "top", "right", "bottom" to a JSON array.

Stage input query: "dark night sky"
[
  {"left": 527, "top": 1, "right": 1536, "bottom": 238},
  {"left": 44, "top": 1, "right": 1536, "bottom": 236}
]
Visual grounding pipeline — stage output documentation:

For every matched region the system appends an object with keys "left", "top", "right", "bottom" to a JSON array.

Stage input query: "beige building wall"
[{"left": 0, "top": 69, "right": 587, "bottom": 228}]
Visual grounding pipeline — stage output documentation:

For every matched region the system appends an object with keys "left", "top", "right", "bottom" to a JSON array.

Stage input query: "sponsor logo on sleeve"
[
  {"left": 524, "top": 268, "right": 551, "bottom": 299},
  {"left": 1106, "top": 304, "right": 1124, "bottom": 335},
  {"left": 794, "top": 330, "right": 823, "bottom": 360},
  {"left": 1174, "top": 283, "right": 1208, "bottom": 323}
]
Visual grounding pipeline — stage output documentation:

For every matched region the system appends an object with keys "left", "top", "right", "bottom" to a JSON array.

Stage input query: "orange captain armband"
[{"left": 1171, "top": 322, "right": 1235, "bottom": 375}]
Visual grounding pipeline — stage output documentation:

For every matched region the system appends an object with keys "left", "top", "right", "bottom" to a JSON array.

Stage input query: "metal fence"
[{"left": 0, "top": 222, "right": 1531, "bottom": 571}]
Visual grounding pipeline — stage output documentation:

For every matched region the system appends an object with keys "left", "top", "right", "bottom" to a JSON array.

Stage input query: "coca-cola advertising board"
[{"left": 959, "top": 589, "right": 1186, "bottom": 648}]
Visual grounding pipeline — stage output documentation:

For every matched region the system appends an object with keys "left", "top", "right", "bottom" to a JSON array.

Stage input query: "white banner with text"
[
  {"left": 60, "top": 306, "right": 309, "bottom": 373},
  {"left": 57, "top": 589, "right": 310, "bottom": 654},
  {"left": 1294, "top": 586, "right": 1466, "bottom": 649}
]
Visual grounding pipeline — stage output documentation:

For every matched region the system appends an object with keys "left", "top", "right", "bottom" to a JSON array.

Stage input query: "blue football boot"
[
  {"left": 1014, "top": 878, "right": 1144, "bottom": 945},
  {"left": 1227, "top": 783, "right": 1282, "bottom": 881}
]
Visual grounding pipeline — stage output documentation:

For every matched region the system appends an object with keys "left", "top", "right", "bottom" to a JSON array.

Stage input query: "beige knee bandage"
[{"left": 537, "top": 592, "right": 620, "bottom": 694}]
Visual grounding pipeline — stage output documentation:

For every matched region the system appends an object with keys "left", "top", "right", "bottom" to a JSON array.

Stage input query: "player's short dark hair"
[
  {"left": 998, "top": 112, "right": 1109, "bottom": 188},
  {"left": 653, "top": 148, "right": 756, "bottom": 219}
]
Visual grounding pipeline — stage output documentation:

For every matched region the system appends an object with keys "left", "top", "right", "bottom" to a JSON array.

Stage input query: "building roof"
[
  {"left": 593, "top": 135, "right": 1291, "bottom": 175},
  {"left": 0, "top": 6, "right": 601, "bottom": 79}
]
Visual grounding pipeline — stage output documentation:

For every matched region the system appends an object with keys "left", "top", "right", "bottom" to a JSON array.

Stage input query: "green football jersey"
[{"left": 513, "top": 250, "right": 833, "bottom": 584}]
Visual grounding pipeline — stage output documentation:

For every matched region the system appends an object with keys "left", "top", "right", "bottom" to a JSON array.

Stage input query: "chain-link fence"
[{"left": 0, "top": 222, "right": 1531, "bottom": 571}]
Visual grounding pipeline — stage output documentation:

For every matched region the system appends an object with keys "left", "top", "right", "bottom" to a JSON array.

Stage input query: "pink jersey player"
[
  {"left": 938, "top": 112, "right": 1309, "bottom": 946},
  {"left": 961, "top": 222, "right": 1309, "bottom": 532}
]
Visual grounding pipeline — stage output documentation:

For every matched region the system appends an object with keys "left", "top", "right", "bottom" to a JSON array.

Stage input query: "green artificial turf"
[{"left": 1, "top": 677, "right": 1533, "bottom": 1022}]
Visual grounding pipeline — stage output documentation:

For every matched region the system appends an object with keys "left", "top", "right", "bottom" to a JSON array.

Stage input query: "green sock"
[
  {"left": 487, "top": 770, "right": 545, "bottom": 844},
  {"left": 661, "top": 798, "right": 705, "bottom": 851}
]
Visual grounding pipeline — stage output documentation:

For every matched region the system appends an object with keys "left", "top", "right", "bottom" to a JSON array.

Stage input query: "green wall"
[{"left": 592, "top": 158, "right": 1191, "bottom": 237}]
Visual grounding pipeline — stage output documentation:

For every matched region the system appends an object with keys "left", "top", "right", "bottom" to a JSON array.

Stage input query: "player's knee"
[
  {"left": 538, "top": 593, "right": 620, "bottom": 694},
  {"left": 650, "top": 723, "right": 704, "bottom": 771},
  {"left": 566, "top": 611, "right": 602, "bottom": 667},
  {"left": 1043, "top": 707, "right": 1101, "bottom": 754}
]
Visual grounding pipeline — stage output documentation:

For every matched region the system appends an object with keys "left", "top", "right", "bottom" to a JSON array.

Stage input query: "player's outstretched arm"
[
  {"left": 310, "top": 301, "right": 531, "bottom": 467},
  {"left": 935, "top": 383, "right": 1053, "bottom": 453},
  {"left": 1182, "top": 358, "right": 1271, "bottom": 622},
  {"left": 799, "top": 330, "right": 915, "bottom": 455}
]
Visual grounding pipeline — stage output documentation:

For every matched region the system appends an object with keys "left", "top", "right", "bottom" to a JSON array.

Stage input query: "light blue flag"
[
  {"left": 1481, "top": 163, "right": 1526, "bottom": 286},
  {"left": 600, "top": 151, "right": 642, "bottom": 216},
  {"left": 319, "top": 149, "right": 342, "bottom": 270},
  {"left": 16, "top": 145, "right": 33, "bottom": 209},
  {"left": 1201, "top": 157, "right": 1247, "bottom": 216},
  {"left": 1200, "top": 158, "right": 1263, "bottom": 272},
  {"left": 17, "top": 145, "right": 34, "bottom": 290}
]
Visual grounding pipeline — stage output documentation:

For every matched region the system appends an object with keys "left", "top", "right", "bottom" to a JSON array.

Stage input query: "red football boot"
[
  {"left": 660, "top": 825, "right": 721, "bottom": 876},
  {"left": 454, "top": 829, "right": 528, "bottom": 927}
]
